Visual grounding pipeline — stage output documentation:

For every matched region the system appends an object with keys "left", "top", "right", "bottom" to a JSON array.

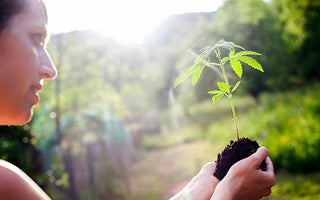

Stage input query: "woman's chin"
[{"left": 1, "top": 110, "right": 33, "bottom": 126}]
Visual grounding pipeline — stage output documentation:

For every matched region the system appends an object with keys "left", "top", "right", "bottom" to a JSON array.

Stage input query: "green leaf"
[
  {"left": 231, "top": 81, "right": 241, "bottom": 93},
  {"left": 204, "top": 47, "right": 215, "bottom": 60},
  {"left": 217, "top": 82, "right": 230, "bottom": 93},
  {"left": 192, "top": 66, "right": 204, "bottom": 86},
  {"left": 234, "top": 44, "right": 245, "bottom": 50},
  {"left": 230, "top": 58, "right": 243, "bottom": 78},
  {"left": 194, "top": 51, "right": 207, "bottom": 64},
  {"left": 217, "top": 42, "right": 234, "bottom": 50},
  {"left": 221, "top": 57, "right": 230, "bottom": 65},
  {"left": 214, "top": 48, "right": 221, "bottom": 58},
  {"left": 236, "top": 56, "right": 264, "bottom": 72},
  {"left": 208, "top": 90, "right": 223, "bottom": 94},
  {"left": 212, "top": 93, "right": 224, "bottom": 104},
  {"left": 200, "top": 46, "right": 212, "bottom": 53},
  {"left": 229, "top": 49, "right": 235, "bottom": 57},
  {"left": 174, "top": 64, "right": 200, "bottom": 87},
  {"left": 233, "top": 51, "right": 261, "bottom": 57}
]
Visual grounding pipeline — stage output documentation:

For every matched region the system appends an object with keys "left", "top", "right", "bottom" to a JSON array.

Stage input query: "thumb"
[{"left": 246, "top": 147, "right": 269, "bottom": 168}]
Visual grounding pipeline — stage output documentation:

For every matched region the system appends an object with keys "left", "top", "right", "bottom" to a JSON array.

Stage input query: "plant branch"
[{"left": 209, "top": 62, "right": 221, "bottom": 66}]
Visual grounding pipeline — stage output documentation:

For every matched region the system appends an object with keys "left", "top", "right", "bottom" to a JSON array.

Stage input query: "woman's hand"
[
  {"left": 170, "top": 161, "right": 219, "bottom": 200},
  {"left": 211, "top": 147, "right": 276, "bottom": 200}
]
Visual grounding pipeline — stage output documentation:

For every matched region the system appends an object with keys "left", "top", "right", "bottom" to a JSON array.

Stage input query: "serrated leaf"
[
  {"left": 208, "top": 90, "right": 223, "bottom": 94},
  {"left": 231, "top": 81, "right": 241, "bottom": 93},
  {"left": 230, "top": 58, "right": 243, "bottom": 78},
  {"left": 234, "top": 44, "right": 245, "bottom": 50},
  {"left": 217, "top": 82, "right": 230, "bottom": 93},
  {"left": 214, "top": 48, "right": 221, "bottom": 57},
  {"left": 221, "top": 57, "right": 230, "bottom": 65},
  {"left": 229, "top": 49, "right": 235, "bottom": 57},
  {"left": 192, "top": 66, "right": 204, "bottom": 86},
  {"left": 233, "top": 51, "right": 261, "bottom": 57},
  {"left": 200, "top": 46, "right": 212, "bottom": 53},
  {"left": 212, "top": 93, "right": 224, "bottom": 104},
  {"left": 236, "top": 56, "right": 264, "bottom": 72},
  {"left": 217, "top": 42, "right": 234, "bottom": 50},
  {"left": 204, "top": 47, "right": 216, "bottom": 60},
  {"left": 174, "top": 64, "right": 199, "bottom": 87},
  {"left": 194, "top": 51, "right": 207, "bottom": 64}
]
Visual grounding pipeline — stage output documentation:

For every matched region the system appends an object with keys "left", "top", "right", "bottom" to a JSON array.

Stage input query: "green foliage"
[
  {"left": 231, "top": 81, "right": 241, "bottom": 93},
  {"left": 0, "top": 125, "right": 48, "bottom": 189},
  {"left": 174, "top": 40, "right": 263, "bottom": 91},
  {"left": 256, "top": 86, "right": 320, "bottom": 173},
  {"left": 174, "top": 39, "right": 263, "bottom": 139},
  {"left": 269, "top": 171, "right": 320, "bottom": 199}
]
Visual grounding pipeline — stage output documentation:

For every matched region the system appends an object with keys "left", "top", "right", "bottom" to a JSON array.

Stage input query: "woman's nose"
[{"left": 39, "top": 49, "right": 57, "bottom": 79}]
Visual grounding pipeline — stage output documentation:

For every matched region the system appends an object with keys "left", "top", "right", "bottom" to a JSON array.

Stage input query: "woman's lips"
[
  {"left": 31, "top": 84, "right": 42, "bottom": 105},
  {"left": 31, "top": 87, "right": 40, "bottom": 105}
]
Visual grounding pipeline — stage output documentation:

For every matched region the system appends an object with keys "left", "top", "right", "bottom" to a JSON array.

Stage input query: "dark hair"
[{"left": 0, "top": 0, "right": 26, "bottom": 32}]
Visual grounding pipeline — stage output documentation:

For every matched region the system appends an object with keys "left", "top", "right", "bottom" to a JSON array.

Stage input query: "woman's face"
[{"left": 0, "top": 0, "right": 57, "bottom": 125}]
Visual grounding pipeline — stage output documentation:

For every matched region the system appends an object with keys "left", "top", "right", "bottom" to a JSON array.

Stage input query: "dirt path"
[{"left": 127, "top": 140, "right": 221, "bottom": 200}]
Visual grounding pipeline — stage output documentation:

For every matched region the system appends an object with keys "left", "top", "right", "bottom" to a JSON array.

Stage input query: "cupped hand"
[{"left": 211, "top": 147, "right": 276, "bottom": 200}]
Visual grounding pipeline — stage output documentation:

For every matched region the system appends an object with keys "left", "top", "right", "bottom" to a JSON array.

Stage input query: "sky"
[{"left": 45, "top": 0, "right": 224, "bottom": 43}]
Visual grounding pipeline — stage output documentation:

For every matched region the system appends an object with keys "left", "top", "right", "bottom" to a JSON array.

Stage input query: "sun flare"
[{"left": 46, "top": 0, "right": 223, "bottom": 44}]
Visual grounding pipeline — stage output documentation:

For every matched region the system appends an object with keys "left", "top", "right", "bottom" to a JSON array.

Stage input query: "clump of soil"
[{"left": 214, "top": 137, "right": 267, "bottom": 180}]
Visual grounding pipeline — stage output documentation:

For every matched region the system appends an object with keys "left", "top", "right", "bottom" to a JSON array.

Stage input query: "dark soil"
[{"left": 214, "top": 137, "right": 267, "bottom": 180}]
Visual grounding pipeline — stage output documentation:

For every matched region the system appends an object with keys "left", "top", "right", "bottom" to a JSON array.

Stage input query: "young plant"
[{"left": 174, "top": 39, "right": 263, "bottom": 140}]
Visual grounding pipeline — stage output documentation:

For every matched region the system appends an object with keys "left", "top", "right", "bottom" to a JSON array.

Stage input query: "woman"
[
  {"left": 0, "top": 0, "right": 275, "bottom": 199},
  {"left": 0, "top": 0, "right": 56, "bottom": 199}
]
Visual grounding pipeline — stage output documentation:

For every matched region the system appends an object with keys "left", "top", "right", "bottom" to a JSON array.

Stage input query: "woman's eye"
[{"left": 32, "top": 34, "right": 45, "bottom": 46}]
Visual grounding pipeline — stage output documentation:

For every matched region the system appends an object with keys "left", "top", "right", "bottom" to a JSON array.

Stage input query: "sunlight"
[{"left": 45, "top": 0, "right": 224, "bottom": 44}]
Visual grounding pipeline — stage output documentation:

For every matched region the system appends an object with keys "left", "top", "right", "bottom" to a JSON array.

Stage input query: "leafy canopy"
[
  {"left": 174, "top": 40, "right": 263, "bottom": 89},
  {"left": 174, "top": 39, "right": 264, "bottom": 139}
]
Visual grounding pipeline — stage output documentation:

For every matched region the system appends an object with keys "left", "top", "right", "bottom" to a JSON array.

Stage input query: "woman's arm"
[{"left": 0, "top": 160, "right": 51, "bottom": 200}]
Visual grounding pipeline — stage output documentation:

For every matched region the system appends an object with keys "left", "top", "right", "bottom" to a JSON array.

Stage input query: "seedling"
[
  {"left": 174, "top": 39, "right": 263, "bottom": 140},
  {"left": 174, "top": 39, "right": 265, "bottom": 180}
]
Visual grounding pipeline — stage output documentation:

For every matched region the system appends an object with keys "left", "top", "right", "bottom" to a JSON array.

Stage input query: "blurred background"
[{"left": 1, "top": 0, "right": 320, "bottom": 199}]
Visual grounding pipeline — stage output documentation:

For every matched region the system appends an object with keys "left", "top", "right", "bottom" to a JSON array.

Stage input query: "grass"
[{"left": 270, "top": 171, "right": 320, "bottom": 199}]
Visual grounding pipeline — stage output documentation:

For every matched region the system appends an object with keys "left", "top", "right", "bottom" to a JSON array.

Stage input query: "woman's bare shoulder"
[
  {"left": 0, "top": 159, "right": 22, "bottom": 182},
  {"left": 0, "top": 159, "right": 51, "bottom": 200}
]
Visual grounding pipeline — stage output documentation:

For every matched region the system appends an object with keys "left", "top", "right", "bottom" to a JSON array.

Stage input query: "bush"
[{"left": 253, "top": 84, "right": 320, "bottom": 173}]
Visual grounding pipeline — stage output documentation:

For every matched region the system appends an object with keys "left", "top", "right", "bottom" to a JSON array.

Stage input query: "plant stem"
[
  {"left": 229, "top": 94, "right": 239, "bottom": 140},
  {"left": 218, "top": 54, "right": 240, "bottom": 140}
]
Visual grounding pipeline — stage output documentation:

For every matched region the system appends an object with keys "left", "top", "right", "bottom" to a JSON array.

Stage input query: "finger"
[
  {"left": 249, "top": 147, "right": 269, "bottom": 168},
  {"left": 255, "top": 157, "right": 276, "bottom": 189},
  {"left": 200, "top": 161, "right": 217, "bottom": 174},
  {"left": 265, "top": 156, "right": 274, "bottom": 173},
  {"left": 262, "top": 156, "right": 276, "bottom": 186}
]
